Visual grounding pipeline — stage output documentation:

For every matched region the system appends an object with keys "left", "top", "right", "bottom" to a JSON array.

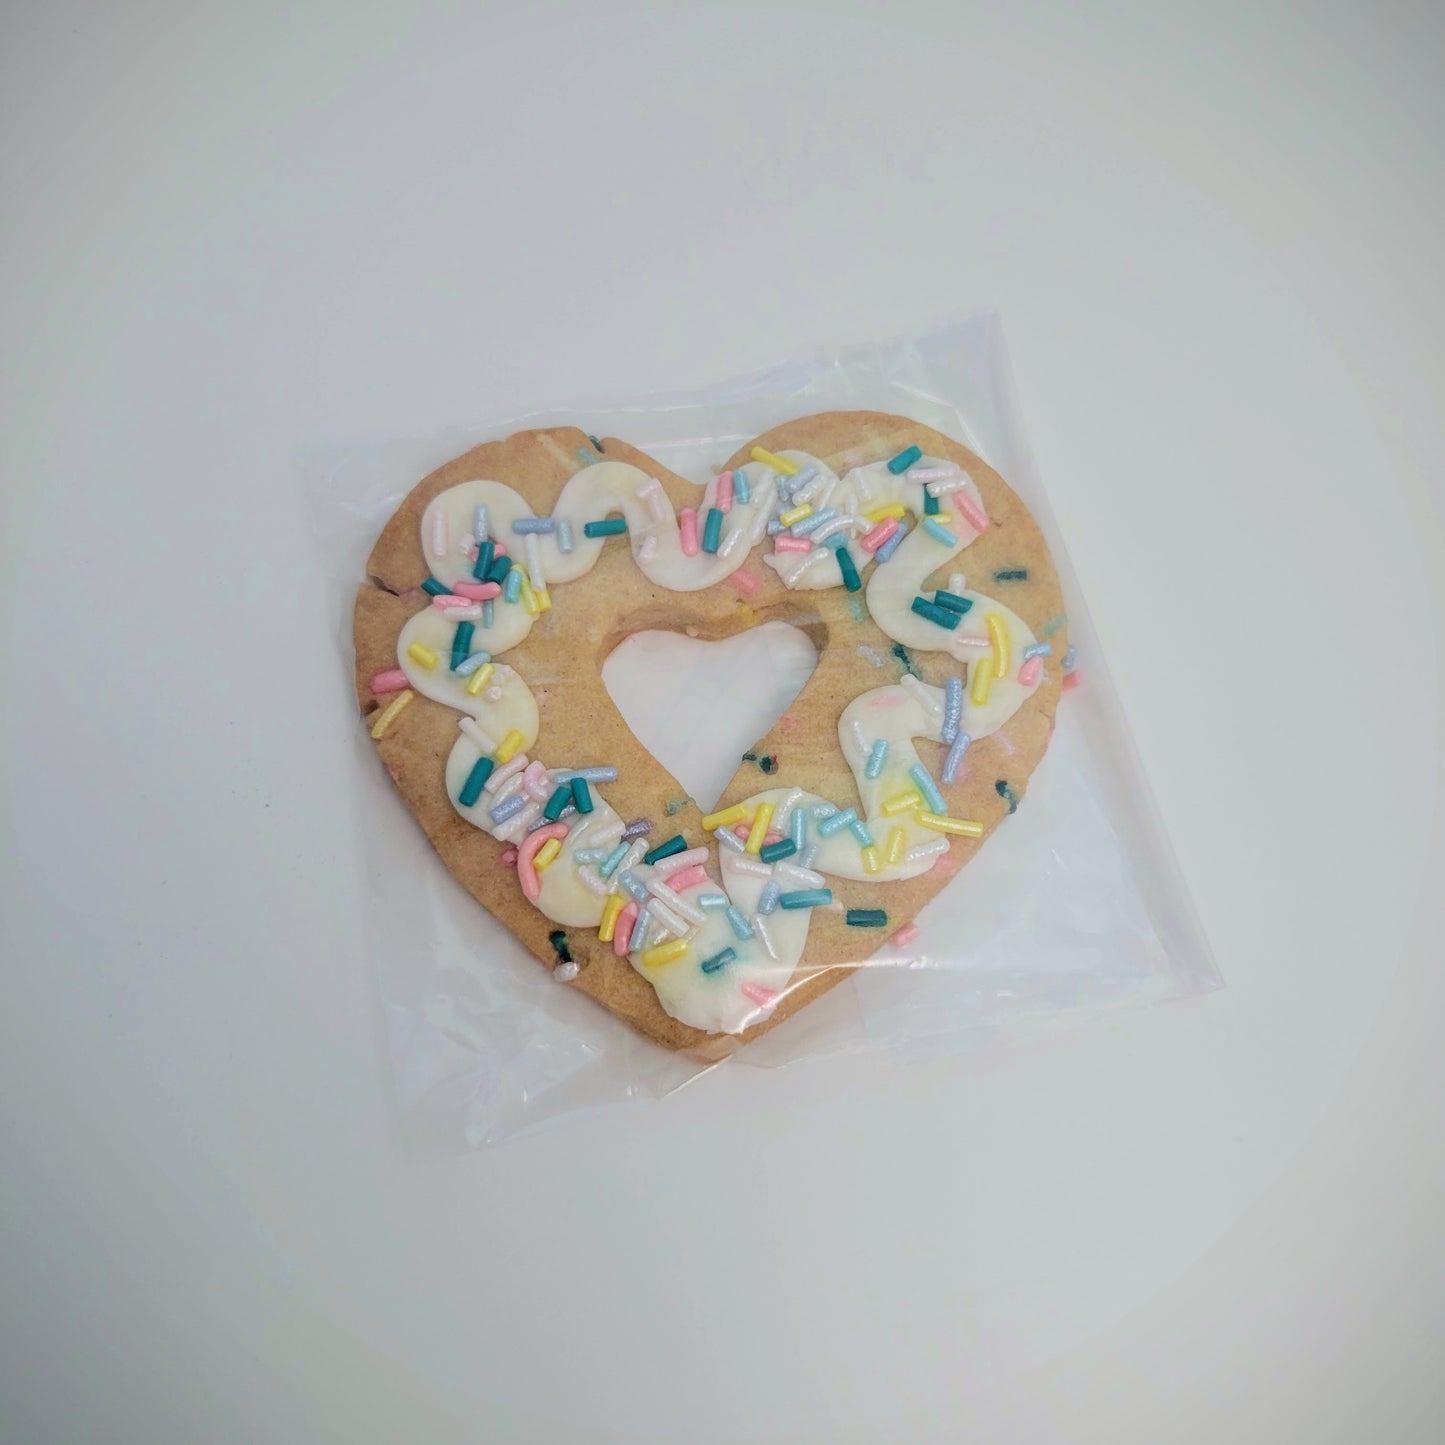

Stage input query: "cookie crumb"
[{"left": 554, "top": 961, "right": 580, "bottom": 983}]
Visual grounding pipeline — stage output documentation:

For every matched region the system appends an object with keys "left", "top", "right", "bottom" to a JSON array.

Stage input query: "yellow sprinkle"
[
  {"left": 406, "top": 642, "right": 438, "bottom": 670},
  {"left": 970, "top": 655, "right": 995, "bottom": 706},
  {"left": 862, "top": 845, "right": 882, "bottom": 875},
  {"left": 863, "top": 502, "right": 906, "bottom": 524},
  {"left": 598, "top": 894, "right": 624, "bottom": 943},
  {"left": 986, "top": 612, "right": 1010, "bottom": 678},
  {"left": 886, "top": 826, "right": 906, "bottom": 865},
  {"left": 918, "top": 812, "right": 985, "bottom": 838},
  {"left": 517, "top": 569, "right": 541, "bottom": 616},
  {"left": 369, "top": 689, "right": 414, "bottom": 739},
  {"left": 751, "top": 445, "right": 800, "bottom": 476},
  {"left": 641, "top": 938, "right": 690, "bottom": 969},
  {"left": 533, "top": 838, "right": 561, "bottom": 871},
  {"left": 495, "top": 728, "right": 525, "bottom": 763},
  {"left": 745, "top": 801, "right": 774, "bottom": 854},
  {"left": 463, "top": 661, "right": 495, "bottom": 696},
  {"left": 701, "top": 803, "right": 750, "bottom": 831},
  {"left": 779, "top": 503, "right": 813, "bottom": 528},
  {"left": 534, "top": 587, "right": 552, "bottom": 613},
  {"left": 882, "top": 789, "right": 922, "bottom": 816}
]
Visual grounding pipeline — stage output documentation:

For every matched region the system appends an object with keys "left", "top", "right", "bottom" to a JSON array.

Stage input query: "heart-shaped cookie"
[{"left": 354, "top": 411, "right": 1067, "bottom": 1061}]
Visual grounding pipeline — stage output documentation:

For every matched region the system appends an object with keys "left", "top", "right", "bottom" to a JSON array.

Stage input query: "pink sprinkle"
[
  {"left": 1018, "top": 656, "right": 1043, "bottom": 688},
  {"left": 370, "top": 668, "right": 408, "bottom": 695},
  {"left": 432, "top": 601, "right": 482, "bottom": 620},
  {"left": 892, "top": 923, "right": 920, "bottom": 948},
  {"left": 493, "top": 541, "right": 508, "bottom": 557},
  {"left": 955, "top": 495, "right": 990, "bottom": 533},
  {"left": 664, "top": 864, "right": 709, "bottom": 892},
  {"left": 679, "top": 507, "right": 699, "bottom": 557},
  {"left": 860, "top": 518, "right": 899, "bottom": 553},
  {"left": 764, "top": 830, "right": 784, "bottom": 846},
  {"left": 717, "top": 471, "right": 735, "bottom": 513},
  {"left": 499, "top": 847, "right": 518, "bottom": 867},
  {"left": 613, "top": 901, "right": 639, "bottom": 956},
  {"left": 430, "top": 592, "right": 469, "bottom": 608},
  {"left": 932, "top": 853, "right": 959, "bottom": 877},
  {"left": 729, "top": 568, "right": 759, "bottom": 596},
  {"left": 868, "top": 694, "right": 905, "bottom": 707},
  {"left": 516, "top": 823, "right": 568, "bottom": 901},
  {"left": 732, "top": 822, "right": 752, "bottom": 842},
  {"left": 774, "top": 535, "right": 812, "bottom": 553},
  {"left": 453, "top": 581, "right": 502, "bottom": 601},
  {"left": 1062, "top": 670, "right": 1082, "bottom": 692},
  {"left": 523, "top": 761, "right": 554, "bottom": 801},
  {"left": 741, "top": 982, "right": 780, "bottom": 1009}
]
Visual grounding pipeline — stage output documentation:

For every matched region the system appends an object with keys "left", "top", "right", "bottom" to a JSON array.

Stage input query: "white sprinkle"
[
  {"left": 653, "top": 846, "right": 708, "bottom": 878},
  {"left": 900, "top": 673, "right": 944, "bottom": 719},
  {"left": 458, "top": 716, "right": 498, "bottom": 755},
  {"left": 752, "top": 912, "right": 780, "bottom": 961},
  {"left": 904, "top": 837, "right": 950, "bottom": 865},
  {"left": 948, "top": 572, "right": 967, "bottom": 596},
  {"left": 773, "top": 860, "right": 825, "bottom": 890},
  {"left": 575, "top": 866, "right": 610, "bottom": 897},
  {"left": 554, "top": 961, "right": 580, "bottom": 982},
  {"left": 429, "top": 507, "right": 448, "bottom": 560},
  {"left": 524, "top": 533, "right": 546, "bottom": 592},
  {"left": 637, "top": 534, "right": 658, "bottom": 563},
  {"left": 645, "top": 874, "right": 706, "bottom": 924}
]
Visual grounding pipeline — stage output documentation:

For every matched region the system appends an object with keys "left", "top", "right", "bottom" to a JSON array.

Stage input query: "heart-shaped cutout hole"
[{"left": 601, "top": 622, "right": 819, "bottom": 811}]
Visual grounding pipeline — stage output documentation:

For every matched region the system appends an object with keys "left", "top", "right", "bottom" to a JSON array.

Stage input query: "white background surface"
[{"left": 3, "top": 2, "right": 1442, "bottom": 1441}]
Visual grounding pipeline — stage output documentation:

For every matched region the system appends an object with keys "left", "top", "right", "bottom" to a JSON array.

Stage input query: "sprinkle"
[
  {"left": 939, "top": 676, "right": 963, "bottom": 745},
  {"left": 995, "top": 779, "right": 1021, "bottom": 815},
  {"left": 490, "top": 795, "right": 527, "bottom": 825},
  {"left": 810, "top": 802, "right": 839, "bottom": 820},
  {"left": 697, "top": 892, "right": 728, "bottom": 911},
  {"left": 369, "top": 689, "right": 413, "bottom": 739},
  {"left": 874, "top": 525, "right": 908, "bottom": 563},
  {"left": 573, "top": 847, "right": 609, "bottom": 865},
  {"left": 526, "top": 535, "right": 550, "bottom": 593},
  {"left": 985, "top": 613, "right": 1010, "bottom": 678},
  {"left": 701, "top": 803, "right": 749, "bottom": 831},
  {"left": 911, "top": 597, "right": 961, "bottom": 630},
  {"left": 585, "top": 517, "right": 628, "bottom": 538},
  {"left": 779, "top": 889, "right": 831, "bottom": 910},
  {"left": 861, "top": 846, "right": 883, "bottom": 875},
  {"left": 725, "top": 905, "right": 754, "bottom": 940},
  {"left": 584, "top": 818, "right": 625, "bottom": 846},
  {"left": 798, "top": 843, "right": 820, "bottom": 870},
  {"left": 675, "top": 506, "right": 700, "bottom": 557},
  {"left": 664, "top": 865, "right": 708, "bottom": 893},
  {"left": 463, "top": 661, "right": 495, "bottom": 696},
  {"left": 730, "top": 568, "right": 759, "bottom": 596},
  {"left": 1062, "top": 670, "right": 1082, "bottom": 692},
  {"left": 482, "top": 600, "right": 494, "bottom": 628},
  {"left": 653, "top": 846, "right": 707, "bottom": 878},
  {"left": 641, "top": 937, "right": 689, "bottom": 969},
  {"left": 890, "top": 642, "right": 918, "bottom": 676},
  {"left": 482, "top": 748, "right": 524, "bottom": 789},
  {"left": 569, "top": 777, "right": 594, "bottom": 815},
  {"left": 992, "top": 568, "right": 1027, "bottom": 583},
  {"left": 644, "top": 834, "right": 687, "bottom": 866},
  {"left": 933, "top": 590, "right": 973, "bottom": 616},
  {"left": 741, "top": 981, "right": 780, "bottom": 1008},
  {"left": 1062, "top": 645, "right": 1078, "bottom": 673},
  {"left": 970, "top": 657, "right": 995, "bottom": 705},
  {"left": 759, "top": 838, "right": 797, "bottom": 864},
  {"left": 431, "top": 591, "right": 473, "bottom": 611},
  {"left": 576, "top": 447, "right": 599, "bottom": 467},
  {"left": 751, "top": 445, "right": 799, "bottom": 475},
  {"left": 774, "top": 534, "right": 812, "bottom": 553},
  {"left": 421, "top": 577, "right": 451, "bottom": 597},
  {"left": 857, "top": 645, "right": 885, "bottom": 669},
  {"left": 695, "top": 946, "right": 735, "bottom": 976},
  {"left": 545, "top": 933, "right": 572, "bottom": 972},
  {"left": 511, "top": 516, "right": 556, "bottom": 535},
  {"left": 918, "top": 812, "right": 984, "bottom": 837},
  {"left": 1022, "top": 642, "right": 1052, "bottom": 661},
  {"left": 533, "top": 837, "right": 562, "bottom": 871},
  {"left": 745, "top": 802, "right": 775, "bottom": 854},
  {"left": 620, "top": 819, "right": 653, "bottom": 843},
  {"left": 457, "top": 755, "right": 495, "bottom": 807},
  {"left": 519, "top": 571, "right": 543, "bottom": 615},
  {"left": 849, "top": 819, "right": 874, "bottom": 849},
  {"left": 448, "top": 621, "right": 474, "bottom": 672},
  {"left": 556, "top": 766, "right": 620, "bottom": 784},
  {"left": 779, "top": 503, "right": 812, "bottom": 528},
  {"left": 1018, "top": 656, "right": 1043, "bottom": 687},
  {"left": 472, "top": 505, "right": 489, "bottom": 543},
  {"left": 848, "top": 597, "right": 867, "bottom": 624},
  {"left": 612, "top": 901, "right": 639, "bottom": 955},
  {"left": 955, "top": 495, "right": 990, "bottom": 533},
  {"left": 599, "top": 842, "right": 629, "bottom": 879},
  {"left": 882, "top": 789, "right": 921, "bottom": 816},
  {"left": 859, "top": 518, "right": 899, "bottom": 554},
  {"left": 923, "top": 489, "right": 941, "bottom": 516},
  {"left": 645, "top": 874, "right": 706, "bottom": 925},
  {"left": 471, "top": 541, "right": 495, "bottom": 582},
  {"left": 757, "top": 879, "right": 782, "bottom": 915},
  {"left": 847, "top": 908, "right": 888, "bottom": 928},
  {"left": 370, "top": 668, "right": 408, "bottom": 695},
  {"left": 789, "top": 507, "right": 835, "bottom": 536},
  {"left": 888, "top": 445, "right": 922, "bottom": 474},
  {"left": 1042, "top": 614, "right": 1067, "bottom": 635},
  {"left": 453, "top": 581, "right": 501, "bottom": 601},
  {"left": 817, "top": 808, "right": 858, "bottom": 839},
  {"left": 922, "top": 517, "right": 957, "bottom": 546},
  {"left": 863, "top": 502, "right": 907, "bottom": 524},
  {"left": 636, "top": 536, "right": 658, "bottom": 564},
  {"left": 904, "top": 837, "right": 950, "bottom": 865},
  {"left": 495, "top": 729, "right": 525, "bottom": 763},
  {"left": 617, "top": 869, "right": 649, "bottom": 905},
  {"left": 715, "top": 826, "right": 746, "bottom": 853},
  {"left": 886, "top": 827, "right": 906, "bottom": 866},
  {"left": 637, "top": 480, "right": 669, "bottom": 525},
  {"left": 766, "top": 520, "right": 784, "bottom": 536},
  {"left": 893, "top": 923, "right": 920, "bottom": 947},
  {"left": 728, "top": 855, "right": 772, "bottom": 879},
  {"left": 503, "top": 568, "right": 522, "bottom": 604},
  {"left": 701, "top": 507, "right": 724, "bottom": 554},
  {"left": 942, "top": 732, "right": 971, "bottom": 784},
  {"left": 406, "top": 642, "right": 438, "bottom": 670},
  {"left": 789, "top": 811, "right": 808, "bottom": 856},
  {"left": 715, "top": 470, "right": 736, "bottom": 514},
  {"left": 517, "top": 823, "right": 568, "bottom": 900},
  {"left": 909, "top": 763, "right": 946, "bottom": 814},
  {"left": 836, "top": 547, "right": 862, "bottom": 592}
]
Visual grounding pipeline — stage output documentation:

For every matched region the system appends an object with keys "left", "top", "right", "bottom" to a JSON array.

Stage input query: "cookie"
[{"left": 354, "top": 411, "right": 1068, "bottom": 1061}]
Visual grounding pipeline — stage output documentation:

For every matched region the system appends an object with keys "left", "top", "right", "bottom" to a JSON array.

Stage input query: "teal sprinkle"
[
  {"left": 542, "top": 786, "right": 572, "bottom": 822},
  {"left": 702, "top": 506, "right": 724, "bottom": 554},
  {"left": 742, "top": 751, "right": 757, "bottom": 761},
  {"left": 848, "top": 597, "right": 867, "bottom": 624},
  {"left": 996, "top": 780, "right": 1020, "bottom": 814},
  {"left": 644, "top": 835, "right": 687, "bottom": 866},
  {"left": 846, "top": 909, "right": 888, "bottom": 928},
  {"left": 486, "top": 553, "right": 513, "bottom": 585},
  {"left": 779, "top": 888, "right": 832, "bottom": 910},
  {"left": 887, "top": 445, "right": 922, "bottom": 474},
  {"left": 457, "top": 755, "right": 494, "bottom": 808},
  {"left": 993, "top": 568, "right": 1029, "bottom": 582},
  {"left": 911, "top": 597, "right": 960, "bottom": 630},
  {"left": 503, "top": 568, "right": 522, "bottom": 604},
  {"left": 757, "top": 754, "right": 777, "bottom": 774},
  {"left": 890, "top": 642, "right": 918, "bottom": 676},
  {"left": 922, "top": 517, "right": 957, "bottom": 546},
  {"left": 588, "top": 435, "right": 603, "bottom": 452},
  {"left": 934, "top": 590, "right": 973, "bottom": 616},
  {"left": 450, "top": 620, "right": 474, "bottom": 672},
  {"left": 759, "top": 839, "right": 797, "bottom": 864},
  {"left": 575, "top": 448, "right": 599, "bottom": 467},
  {"left": 664, "top": 797, "right": 693, "bottom": 816},
  {"left": 549, "top": 931, "right": 573, "bottom": 964},
  {"left": 700, "top": 947, "right": 737, "bottom": 975},
  {"left": 1042, "top": 613, "right": 1067, "bottom": 635},
  {"left": 472, "top": 540, "right": 495, "bottom": 581},
  {"left": 421, "top": 577, "right": 449, "bottom": 596},
  {"left": 570, "top": 777, "right": 594, "bottom": 815},
  {"left": 836, "top": 547, "right": 862, "bottom": 592},
  {"left": 923, "top": 489, "right": 941, "bottom": 516},
  {"left": 584, "top": 517, "right": 628, "bottom": 538}
]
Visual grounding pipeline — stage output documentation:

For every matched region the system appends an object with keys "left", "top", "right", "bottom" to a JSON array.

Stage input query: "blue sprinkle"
[
  {"left": 779, "top": 889, "right": 832, "bottom": 910},
  {"left": 848, "top": 819, "right": 874, "bottom": 848},
  {"left": 697, "top": 892, "right": 729, "bottom": 911},
  {"left": 556, "top": 518, "right": 575, "bottom": 554},
  {"left": 618, "top": 870, "right": 649, "bottom": 904},
  {"left": 454, "top": 650, "right": 492, "bottom": 677},
  {"left": 554, "top": 766, "right": 619, "bottom": 784},
  {"left": 1062, "top": 645, "right": 1079, "bottom": 673},
  {"left": 504, "top": 569, "right": 522, "bottom": 604},
  {"left": 874, "top": 525, "right": 908, "bottom": 564},
  {"left": 725, "top": 905, "right": 754, "bottom": 940},
  {"left": 810, "top": 802, "right": 839, "bottom": 820},
  {"left": 942, "top": 733, "right": 971, "bottom": 784},
  {"left": 490, "top": 795, "right": 527, "bottom": 825},
  {"left": 922, "top": 517, "right": 958, "bottom": 546},
  {"left": 473, "top": 505, "right": 489, "bottom": 543},
  {"left": 790, "top": 465, "right": 819, "bottom": 491},
  {"left": 715, "top": 826, "right": 746, "bottom": 853},
  {"left": 599, "top": 843, "right": 629, "bottom": 879},
  {"left": 790, "top": 506, "right": 836, "bottom": 537},
  {"left": 943, "top": 676, "right": 964, "bottom": 744},
  {"left": 757, "top": 879, "right": 782, "bottom": 915},
  {"left": 909, "top": 763, "right": 946, "bottom": 815},
  {"left": 817, "top": 807, "right": 858, "bottom": 838},
  {"left": 620, "top": 819, "right": 652, "bottom": 841},
  {"left": 576, "top": 447, "right": 599, "bottom": 467},
  {"left": 1022, "top": 642, "right": 1053, "bottom": 661},
  {"left": 700, "top": 947, "right": 737, "bottom": 975},
  {"left": 888, "top": 444, "right": 923, "bottom": 474},
  {"left": 572, "top": 847, "right": 609, "bottom": 865},
  {"left": 482, "top": 600, "right": 494, "bottom": 629},
  {"left": 511, "top": 517, "right": 555, "bottom": 534},
  {"left": 734, "top": 471, "right": 751, "bottom": 503},
  {"left": 790, "top": 807, "right": 807, "bottom": 851},
  {"left": 1042, "top": 614, "right": 1067, "bottom": 636},
  {"left": 865, "top": 739, "right": 889, "bottom": 780},
  {"left": 822, "top": 531, "right": 848, "bottom": 551},
  {"left": 632, "top": 904, "right": 654, "bottom": 948},
  {"left": 766, "top": 520, "right": 784, "bottom": 536}
]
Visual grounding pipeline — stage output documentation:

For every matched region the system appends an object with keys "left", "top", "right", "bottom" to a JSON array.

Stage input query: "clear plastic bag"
[{"left": 308, "top": 313, "right": 1219, "bottom": 1146}]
